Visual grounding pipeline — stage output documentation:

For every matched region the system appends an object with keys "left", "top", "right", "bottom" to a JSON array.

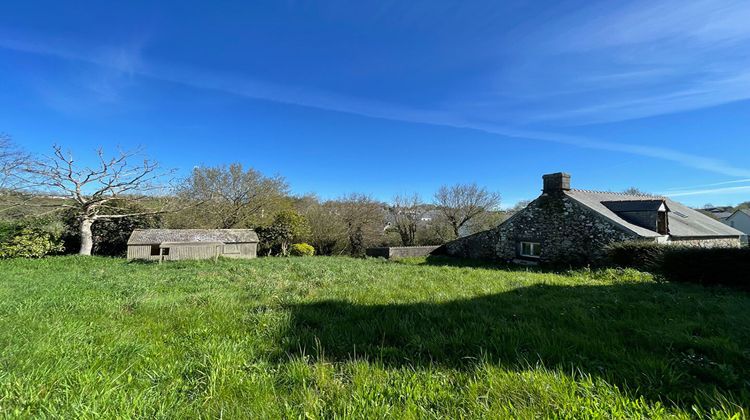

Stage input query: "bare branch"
[
  {"left": 434, "top": 183, "right": 501, "bottom": 238},
  {"left": 18, "top": 145, "right": 176, "bottom": 255}
]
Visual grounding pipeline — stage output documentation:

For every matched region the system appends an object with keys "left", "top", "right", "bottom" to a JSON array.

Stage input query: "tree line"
[{"left": 0, "top": 136, "right": 503, "bottom": 257}]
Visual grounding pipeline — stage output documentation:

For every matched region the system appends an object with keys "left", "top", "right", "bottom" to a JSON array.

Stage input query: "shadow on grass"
[
  {"left": 417, "top": 255, "right": 628, "bottom": 274},
  {"left": 282, "top": 282, "right": 750, "bottom": 410},
  {"left": 413, "top": 255, "right": 542, "bottom": 272}
]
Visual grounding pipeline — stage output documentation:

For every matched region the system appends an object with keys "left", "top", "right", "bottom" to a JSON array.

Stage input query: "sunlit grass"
[{"left": 0, "top": 256, "right": 747, "bottom": 418}]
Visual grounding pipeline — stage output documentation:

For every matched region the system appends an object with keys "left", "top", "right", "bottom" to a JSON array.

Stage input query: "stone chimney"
[{"left": 542, "top": 172, "right": 571, "bottom": 194}]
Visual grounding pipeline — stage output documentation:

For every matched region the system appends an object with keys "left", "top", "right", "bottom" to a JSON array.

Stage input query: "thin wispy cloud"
[
  {"left": 666, "top": 178, "right": 750, "bottom": 191},
  {"left": 552, "top": 0, "right": 750, "bottom": 51},
  {"left": 2, "top": 33, "right": 750, "bottom": 180},
  {"left": 1, "top": 36, "right": 146, "bottom": 114},
  {"left": 665, "top": 185, "right": 750, "bottom": 197},
  {"left": 491, "top": 0, "right": 750, "bottom": 125}
]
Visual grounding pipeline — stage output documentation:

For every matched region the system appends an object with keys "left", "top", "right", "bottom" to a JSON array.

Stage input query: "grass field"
[{"left": 0, "top": 256, "right": 748, "bottom": 418}]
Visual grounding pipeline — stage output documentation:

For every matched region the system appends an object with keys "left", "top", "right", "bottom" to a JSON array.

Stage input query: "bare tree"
[
  {"left": 623, "top": 187, "right": 649, "bottom": 196},
  {"left": 301, "top": 200, "right": 348, "bottom": 255},
  {"left": 0, "top": 134, "right": 28, "bottom": 193},
  {"left": 434, "top": 183, "right": 500, "bottom": 238},
  {"left": 511, "top": 200, "right": 532, "bottom": 212},
  {"left": 336, "top": 193, "right": 384, "bottom": 256},
  {"left": 388, "top": 193, "right": 423, "bottom": 246},
  {"left": 23, "top": 145, "right": 175, "bottom": 255},
  {"left": 177, "top": 163, "right": 288, "bottom": 229}
]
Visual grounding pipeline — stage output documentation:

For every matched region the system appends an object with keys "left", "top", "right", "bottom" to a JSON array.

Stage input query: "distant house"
[
  {"left": 127, "top": 229, "right": 258, "bottom": 261},
  {"left": 725, "top": 209, "right": 750, "bottom": 245},
  {"left": 701, "top": 206, "right": 735, "bottom": 221},
  {"left": 441, "top": 172, "right": 743, "bottom": 265}
]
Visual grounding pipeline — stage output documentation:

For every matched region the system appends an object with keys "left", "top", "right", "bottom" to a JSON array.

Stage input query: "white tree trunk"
[{"left": 79, "top": 218, "right": 95, "bottom": 256}]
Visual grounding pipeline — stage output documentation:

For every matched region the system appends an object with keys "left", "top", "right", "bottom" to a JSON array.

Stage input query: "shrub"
[
  {"left": 257, "top": 210, "right": 311, "bottom": 256},
  {"left": 290, "top": 243, "right": 315, "bottom": 257},
  {"left": 0, "top": 220, "right": 19, "bottom": 244},
  {"left": 606, "top": 241, "right": 666, "bottom": 271},
  {"left": 0, "top": 228, "right": 64, "bottom": 259},
  {"left": 660, "top": 247, "right": 750, "bottom": 289}
]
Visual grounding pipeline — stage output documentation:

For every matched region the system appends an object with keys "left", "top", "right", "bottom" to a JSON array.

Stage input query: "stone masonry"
[{"left": 440, "top": 191, "right": 640, "bottom": 266}]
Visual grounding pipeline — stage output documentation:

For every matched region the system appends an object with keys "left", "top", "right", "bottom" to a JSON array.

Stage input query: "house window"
[
  {"left": 519, "top": 241, "right": 541, "bottom": 258},
  {"left": 150, "top": 245, "right": 160, "bottom": 256}
]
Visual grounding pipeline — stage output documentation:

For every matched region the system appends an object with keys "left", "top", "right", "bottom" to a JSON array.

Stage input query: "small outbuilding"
[{"left": 127, "top": 229, "right": 258, "bottom": 261}]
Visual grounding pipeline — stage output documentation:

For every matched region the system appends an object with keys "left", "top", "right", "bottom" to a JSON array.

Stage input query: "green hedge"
[
  {"left": 607, "top": 241, "right": 750, "bottom": 289},
  {"left": 606, "top": 241, "right": 666, "bottom": 272},
  {"left": 660, "top": 247, "right": 750, "bottom": 289}
]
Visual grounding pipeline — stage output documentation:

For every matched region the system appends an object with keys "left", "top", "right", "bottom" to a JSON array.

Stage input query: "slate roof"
[
  {"left": 702, "top": 206, "right": 735, "bottom": 220},
  {"left": 729, "top": 208, "right": 750, "bottom": 218},
  {"left": 565, "top": 190, "right": 743, "bottom": 238},
  {"left": 128, "top": 229, "right": 259, "bottom": 245}
]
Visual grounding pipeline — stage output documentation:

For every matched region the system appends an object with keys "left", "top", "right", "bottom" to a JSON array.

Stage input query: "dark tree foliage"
[{"left": 62, "top": 200, "right": 161, "bottom": 257}]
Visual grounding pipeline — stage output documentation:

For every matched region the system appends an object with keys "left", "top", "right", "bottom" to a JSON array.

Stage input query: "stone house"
[
  {"left": 440, "top": 173, "right": 744, "bottom": 265},
  {"left": 127, "top": 229, "right": 258, "bottom": 261}
]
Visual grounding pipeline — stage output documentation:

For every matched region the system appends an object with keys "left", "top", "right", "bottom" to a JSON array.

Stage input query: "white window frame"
[{"left": 519, "top": 241, "right": 541, "bottom": 258}]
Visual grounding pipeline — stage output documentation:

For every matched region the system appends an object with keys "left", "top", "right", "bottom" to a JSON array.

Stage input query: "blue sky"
[{"left": 1, "top": 0, "right": 749, "bottom": 207}]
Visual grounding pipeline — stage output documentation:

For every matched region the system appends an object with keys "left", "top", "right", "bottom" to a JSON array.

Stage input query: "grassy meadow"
[{"left": 0, "top": 256, "right": 748, "bottom": 418}]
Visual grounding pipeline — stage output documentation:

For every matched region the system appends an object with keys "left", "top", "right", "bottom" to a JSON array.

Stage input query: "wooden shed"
[{"left": 127, "top": 229, "right": 258, "bottom": 261}]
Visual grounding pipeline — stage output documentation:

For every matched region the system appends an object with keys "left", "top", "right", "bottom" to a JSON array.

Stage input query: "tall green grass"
[{"left": 0, "top": 256, "right": 748, "bottom": 418}]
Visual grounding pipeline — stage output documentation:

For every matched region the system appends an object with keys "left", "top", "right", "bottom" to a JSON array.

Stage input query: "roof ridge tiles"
[{"left": 569, "top": 188, "right": 664, "bottom": 198}]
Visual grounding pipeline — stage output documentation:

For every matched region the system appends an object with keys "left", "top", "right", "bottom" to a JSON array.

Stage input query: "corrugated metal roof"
[
  {"left": 128, "top": 229, "right": 258, "bottom": 245},
  {"left": 564, "top": 190, "right": 743, "bottom": 238}
]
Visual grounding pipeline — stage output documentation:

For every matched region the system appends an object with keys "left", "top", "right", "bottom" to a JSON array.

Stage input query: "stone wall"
[
  {"left": 666, "top": 237, "right": 742, "bottom": 248},
  {"left": 366, "top": 246, "right": 441, "bottom": 259},
  {"left": 441, "top": 192, "right": 641, "bottom": 266}
]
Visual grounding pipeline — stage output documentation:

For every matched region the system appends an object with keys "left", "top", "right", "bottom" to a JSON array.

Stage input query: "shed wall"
[
  {"left": 164, "top": 244, "right": 222, "bottom": 261},
  {"left": 127, "top": 245, "right": 160, "bottom": 261},
  {"left": 127, "top": 242, "right": 257, "bottom": 261},
  {"left": 220, "top": 243, "right": 257, "bottom": 259}
]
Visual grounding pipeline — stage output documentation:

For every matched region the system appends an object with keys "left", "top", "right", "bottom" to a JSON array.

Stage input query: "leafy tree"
[
  {"left": 177, "top": 163, "right": 288, "bottom": 229},
  {"left": 434, "top": 183, "right": 501, "bottom": 238},
  {"left": 257, "top": 210, "right": 310, "bottom": 256},
  {"left": 21, "top": 146, "right": 175, "bottom": 255}
]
